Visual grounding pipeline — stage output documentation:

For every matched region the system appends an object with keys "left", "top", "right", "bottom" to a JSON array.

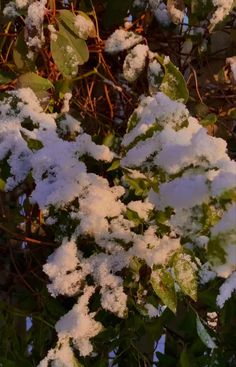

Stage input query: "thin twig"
[{"left": 0, "top": 223, "right": 56, "bottom": 246}]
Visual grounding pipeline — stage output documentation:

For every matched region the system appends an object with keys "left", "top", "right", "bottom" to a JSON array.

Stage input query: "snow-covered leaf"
[
  {"left": 105, "top": 29, "right": 143, "bottom": 54},
  {"left": 123, "top": 44, "right": 148, "bottom": 82},
  {"left": 148, "top": 58, "right": 164, "bottom": 94},
  {"left": 209, "top": 0, "right": 235, "bottom": 32},
  {"left": 74, "top": 12, "right": 96, "bottom": 39},
  {"left": 58, "top": 10, "right": 95, "bottom": 40}
]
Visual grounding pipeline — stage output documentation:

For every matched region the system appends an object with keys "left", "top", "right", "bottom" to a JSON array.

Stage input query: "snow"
[
  {"left": 43, "top": 239, "right": 78, "bottom": 279},
  {"left": 145, "top": 303, "right": 159, "bottom": 318},
  {"left": 167, "top": 1, "right": 184, "bottom": 24},
  {"left": 123, "top": 44, "right": 148, "bottom": 82},
  {"left": 25, "top": 0, "right": 46, "bottom": 48},
  {"left": 150, "top": 175, "right": 209, "bottom": 210},
  {"left": 55, "top": 286, "right": 102, "bottom": 356},
  {"left": 130, "top": 231, "right": 181, "bottom": 268},
  {"left": 105, "top": 29, "right": 143, "bottom": 54},
  {"left": 211, "top": 204, "right": 236, "bottom": 236},
  {"left": 149, "top": 0, "right": 171, "bottom": 26},
  {"left": 3, "top": 2, "right": 20, "bottom": 17},
  {"left": 199, "top": 262, "right": 217, "bottom": 285},
  {"left": 1, "top": 71, "right": 236, "bottom": 366},
  {"left": 74, "top": 14, "right": 95, "bottom": 39},
  {"left": 148, "top": 58, "right": 163, "bottom": 92},
  {"left": 122, "top": 92, "right": 189, "bottom": 148},
  {"left": 38, "top": 339, "right": 75, "bottom": 367},
  {"left": 210, "top": 0, "right": 234, "bottom": 29},
  {"left": 127, "top": 200, "right": 154, "bottom": 220},
  {"left": 61, "top": 92, "right": 72, "bottom": 113},
  {"left": 217, "top": 271, "right": 236, "bottom": 308},
  {"left": 226, "top": 56, "right": 236, "bottom": 82},
  {"left": 48, "top": 24, "right": 58, "bottom": 41}
]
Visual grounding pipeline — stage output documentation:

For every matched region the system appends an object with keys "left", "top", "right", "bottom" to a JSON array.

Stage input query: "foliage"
[{"left": 0, "top": 0, "right": 236, "bottom": 366}]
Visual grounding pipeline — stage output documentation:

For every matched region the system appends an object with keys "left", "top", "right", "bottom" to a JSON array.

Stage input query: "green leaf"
[
  {"left": 59, "top": 24, "right": 89, "bottom": 64},
  {"left": 27, "top": 139, "right": 44, "bottom": 151},
  {"left": 130, "top": 256, "right": 143, "bottom": 273},
  {"left": 55, "top": 78, "right": 74, "bottom": 99},
  {"left": 0, "top": 358, "right": 16, "bottom": 367},
  {"left": 73, "top": 357, "right": 85, "bottom": 367},
  {"left": 172, "top": 251, "right": 197, "bottom": 301},
  {"left": 51, "top": 23, "right": 89, "bottom": 78},
  {"left": 103, "top": 133, "right": 115, "bottom": 147},
  {"left": 196, "top": 315, "right": 217, "bottom": 349},
  {"left": 58, "top": 10, "right": 79, "bottom": 36},
  {"left": 58, "top": 10, "right": 95, "bottom": 40},
  {"left": 13, "top": 30, "right": 35, "bottom": 72},
  {"left": 200, "top": 113, "right": 217, "bottom": 127},
  {"left": 127, "top": 111, "right": 139, "bottom": 133},
  {"left": 20, "top": 131, "right": 44, "bottom": 151},
  {"left": 180, "top": 348, "right": 191, "bottom": 367},
  {"left": 126, "top": 208, "right": 143, "bottom": 225},
  {"left": 207, "top": 237, "right": 226, "bottom": 263},
  {"left": 227, "top": 107, "right": 236, "bottom": 118},
  {"left": 151, "top": 268, "right": 177, "bottom": 313},
  {"left": 124, "top": 176, "right": 149, "bottom": 197},
  {"left": 18, "top": 72, "right": 53, "bottom": 92},
  {"left": 51, "top": 31, "right": 79, "bottom": 78},
  {"left": 0, "top": 70, "right": 16, "bottom": 84},
  {"left": 157, "top": 55, "right": 189, "bottom": 103},
  {"left": 107, "top": 159, "right": 120, "bottom": 172},
  {"left": 0, "top": 178, "right": 6, "bottom": 191}
]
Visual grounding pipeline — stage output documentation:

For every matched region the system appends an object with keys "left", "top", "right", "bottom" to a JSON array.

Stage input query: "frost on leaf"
[{"left": 74, "top": 13, "right": 96, "bottom": 40}]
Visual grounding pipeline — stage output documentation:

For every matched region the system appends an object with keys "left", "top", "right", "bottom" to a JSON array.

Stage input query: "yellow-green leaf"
[
  {"left": 107, "top": 159, "right": 120, "bottom": 172},
  {"left": 18, "top": 72, "right": 53, "bottom": 92},
  {"left": 151, "top": 268, "right": 177, "bottom": 313},
  {"left": 58, "top": 24, "right": 89, "bottom": 65},
  {"left": 157, "top": 55, "right": 189, "bottom": 103},
  {"left": 173, "top": 252, "right": 198, "bottom": 301},
  {"left": 51, "top": 31, "right": 79, "bottom": 78}
]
